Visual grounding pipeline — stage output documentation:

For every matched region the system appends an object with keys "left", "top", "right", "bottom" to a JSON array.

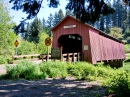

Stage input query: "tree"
[
  {"left": 37, "top": 32, "right": 49, "bottom": 54},
  {"left": 29, "top": 17, "right": 43, "bottom": 44},
  {"left": 24, "top": 22, "right": 30, "bottom": 40},
  {"left": 65, "top": 10, "right": 74, "bottom": 16},
  {"left": 58, "top": 9, "right": 64, "bottom": 21},
  {"left": 46, "top": 13, "right": 53, "bottom": 36},
  {"left": 53, "top": 12, "right": 59, "bottom": 26},
  {"left": 9, "top": 0, "right": 116, "bottom": 33},
  {"left": 109, "top": 27, "right": 124, "bottom": 40},
  {"left": 0, "top": 0, "right": 17, "bottom": 63},
  {"left": 53, "top": 9, "right": 64, "bottom": 26},
  {"left": 99, "top": 16, "right": 105, "bottom": 31},
  {"left": 42, "top": 17, "right": 46, "bottom": 29},
  {"left": 47, "top": 14, "right": 53, "bottom": 28}
]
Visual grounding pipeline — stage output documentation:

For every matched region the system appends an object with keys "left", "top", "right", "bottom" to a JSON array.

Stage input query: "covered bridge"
[{"left": 51, "top": 15, "right": 126, "bottom": 66}]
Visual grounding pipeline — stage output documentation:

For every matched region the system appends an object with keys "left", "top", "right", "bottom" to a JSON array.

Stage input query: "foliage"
[
  {"left": 0, "top": 61, "right": 115, "bottom": 81},
  {"left": 94, "top": 0, "right": 130, "bottom": 37},
  {"left": 9, "top": 0, "right": 115, "bottom": 23},
  {"left": 0, "top": 0, "right": 17, "bottom": 64},
  {"left": 0, "top": 59, "right": 130, "bottom": 96},
  {"left": 99, "top": 16, "right": 105, "bottom": 31},
  {"left": 53, "top": 9, "right": 64, "bottom": 26},
  {"left": 124, "top": 44, "right": 130, "bottom": 53},
  {"left": 2, "top": 61, "right": 45, "bottom": 80},
  {"left": 9, "top": 0, "right": 115, "bottom": 33},
  {"left": 37, "top": 32, "right": 50, "bottom": 54},
  {"left": 0, "top": 61, "right": 68, "bottom": 80},
  {"left": 46, "top": 13, "right": 53, "bottom": 36},
  {"left": 39, "top": 62, "right": 68, "bottom": 79},
  {"left": 28, "top": 17, "right": 43, "bottom": 44},
  {"left": 1, "top": 55, "right": 130, "bottom": 96},
  {"left": 109, "top": 27, "right": 123, "bottom": 39},
  {"left": 0, "top": 55, "right": 13, "bottom": 64},
  {"left": 0, "top": 56, "right": 8, "bottom": 64},
  {"left": 67, "top": 62, "right": 97, "bottom": 80},
  {"left": 17, "top": 40, "right": 36, "bottom": 55},
  {"left": 108, "top": 72, "right": 130, "bottom": 97}
]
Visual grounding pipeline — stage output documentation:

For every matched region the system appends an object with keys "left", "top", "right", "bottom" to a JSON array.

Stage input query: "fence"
[{"left": 13, "top": 52, "right": 83, "bottom": 63}]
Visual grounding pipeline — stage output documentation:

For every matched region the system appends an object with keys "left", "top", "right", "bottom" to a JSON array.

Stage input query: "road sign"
[
  {"left": 14, "top": 40, "right": 19, "bottom": 47},
  {"left": 45, "top": 37, "right": 52, "bottom": 46}
]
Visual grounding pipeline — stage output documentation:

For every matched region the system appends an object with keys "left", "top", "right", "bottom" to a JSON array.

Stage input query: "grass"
[
  {"left": 0, "top": 61, "right": 128, "bottom": 82},
  {"left": 0, "top": 55, "right": 130, "bottom": 96}
]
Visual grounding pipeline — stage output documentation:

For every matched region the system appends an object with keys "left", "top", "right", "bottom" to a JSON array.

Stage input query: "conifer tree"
[{"left": 29, "top": 17, "right": 43, "bottom": 44}]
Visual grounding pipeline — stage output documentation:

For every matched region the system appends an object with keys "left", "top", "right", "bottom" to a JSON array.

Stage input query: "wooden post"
[
  {"left": 31, "top": 56, "right": 33, "bottom": 60},
  {"left": 47, "top": 46, "right": 49, "bottom": 61},
  {"left": 45, "top": 55, "right": 47, "bottom": 62},
  {"left": 77, "top": 53, "right": 80, "bottom": 61},
  {"left": 60, "top": 47, "right": 63, "bottom": 61},
  {"left": 72, "top": 53, "right": 75, "bottom": 62},
  {"left": 67, "top": 53, "right": 70, "bottom": 62},
  {"left": 42, "top": 55, "right": 44, "bottom": 62},
  {"left": 23, "top": 56, "right": 26, "bottom": 59}
]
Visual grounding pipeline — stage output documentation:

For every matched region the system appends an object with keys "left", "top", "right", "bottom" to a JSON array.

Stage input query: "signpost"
[
  {"left": 14, "top": 40, "right": 19, "bottom": 55},
  {"left": 45, "top": 37, "right": 52, "bottom": 61}
]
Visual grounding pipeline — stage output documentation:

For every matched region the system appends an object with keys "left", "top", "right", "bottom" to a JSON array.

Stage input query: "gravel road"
[{"left": 0, "top": 77, "right": 107, "bottom": 97}]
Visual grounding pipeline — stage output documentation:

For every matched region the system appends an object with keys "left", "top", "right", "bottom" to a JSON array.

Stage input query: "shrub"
[
  {"left": 67, "top": 62, "right": 97, "bottom": 80},
  {"left": 0, "top": 55, "right": 13, "bottom": 64},
  {"left": 2, "top": 61, "right": 46, "bottom": 80},
  {"left": 0, "top": 56, "right": 7, "bottom": 64},
  {"left": 108, "top": 71, "right": 130, "bottom": 97},
  {"left": 124, "top": 44, "right": 130, "bottom": 53},
  {"left": 17, "top": 40, "right": 36, "bottom": 55},
  {"left": 39, "top": 62, "right": 68, "bottom": 79}
]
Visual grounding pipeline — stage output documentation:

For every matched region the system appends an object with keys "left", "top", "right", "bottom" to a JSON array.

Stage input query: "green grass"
[
  {"left": 0, "top": 60, "right": 128, "bottom": 82},
  {"left": 0, "top": 57, "right": 130, "bottom": 96}
]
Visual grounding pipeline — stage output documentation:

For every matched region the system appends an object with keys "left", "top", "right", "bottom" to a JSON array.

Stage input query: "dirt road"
[{"left": 0, "top": 77, "right": 107, "bottom": 97}]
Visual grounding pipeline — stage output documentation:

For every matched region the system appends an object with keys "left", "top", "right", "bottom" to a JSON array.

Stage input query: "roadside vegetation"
[{"left": 0, "top": 56, "right": 130, "bottom": 96}]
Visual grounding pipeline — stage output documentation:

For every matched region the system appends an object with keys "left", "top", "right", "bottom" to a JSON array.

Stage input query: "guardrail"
[{"left": 13, "top": 52, "right": 82, "bottom": 63}]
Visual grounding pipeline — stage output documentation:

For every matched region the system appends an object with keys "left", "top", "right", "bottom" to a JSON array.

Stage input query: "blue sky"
[{"left": 8, "top": 0, "right": 68, "bottom": 24}]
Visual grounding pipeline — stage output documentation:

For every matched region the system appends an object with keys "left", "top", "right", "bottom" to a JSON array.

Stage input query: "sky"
[{"left": 8, "top": 0, "right": 68, "bottom": 24}]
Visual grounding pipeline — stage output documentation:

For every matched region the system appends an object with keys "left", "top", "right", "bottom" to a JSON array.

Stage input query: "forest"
[{"left": 0, "top": 0, "right": 130, "bottom": 64}]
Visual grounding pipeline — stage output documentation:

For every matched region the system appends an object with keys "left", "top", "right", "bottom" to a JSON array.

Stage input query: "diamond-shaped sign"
[
  {"left": 45, "top": 37, "right": 52, "bottom": 46},
  {"left": 14, "top": 40, "right": 19, "bottom": 47}
]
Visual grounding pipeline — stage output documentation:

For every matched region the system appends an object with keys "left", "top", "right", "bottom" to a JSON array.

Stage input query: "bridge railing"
[{"left": 13, "top": 52, "right": 83, "bottom": 63}]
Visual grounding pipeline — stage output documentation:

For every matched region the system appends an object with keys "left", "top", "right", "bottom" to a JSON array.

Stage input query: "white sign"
[
  {"left": 63, "top": 25, "right": 76, "bottom": 28},
  {"left": 84, "top": 45, "right": 88, "bottom": 50}
]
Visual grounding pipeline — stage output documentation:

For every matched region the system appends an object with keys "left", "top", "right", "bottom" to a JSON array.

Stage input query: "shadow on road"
[{"left": 0, "top": 78, "right": 107, "bottom": 97}]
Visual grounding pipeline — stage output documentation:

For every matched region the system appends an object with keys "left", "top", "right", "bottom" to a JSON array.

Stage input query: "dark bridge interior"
[{"left": 58, "top": 34, "right": 82, "bottom": 53}]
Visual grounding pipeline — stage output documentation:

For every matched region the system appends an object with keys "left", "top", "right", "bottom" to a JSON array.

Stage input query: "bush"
[
  {"left": 17, "top": 40, "right": 36, "bottom": 55},
  {"left": 108, "top": 71, "right": 130, "bottom": 97},
  {"left": 0, "top": 55, "right": 13, "bottom": 64},
  {"left": 1, "top": 61, "right": 69, "bottom": 80},
  {"left": 2, "top": 61, "right": 46, "bottom": 80},
  {"left": 0, "top": 56, "right": 7, "bottom": 64},
  {"left": 124, "top": 44, "right": 130, "bottom": 53},
  {"left": 39, "top": 62, "right": 68, "bottom": 79},
  {"left": 67, "top": 62, "right": 97, "bottom": 80}
]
